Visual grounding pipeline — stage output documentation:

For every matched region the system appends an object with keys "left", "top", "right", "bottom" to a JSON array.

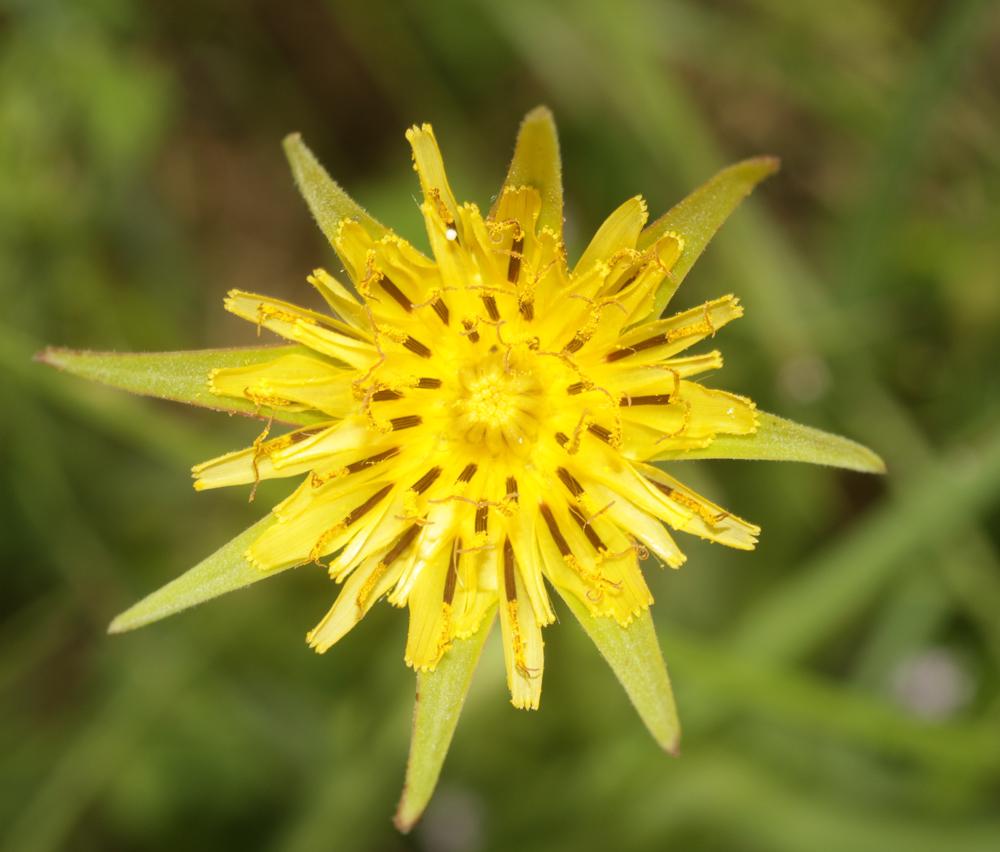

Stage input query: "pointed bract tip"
[
  {"left": 664, "top": 733, "right": 682, "bottom": 757},
  {"left": 863, "top": 450, "right": 888, "bottom": 475},
  {"left": 522, "top": 104, "right": 555, "bottom": 123},
  {"left": 392, "top": 799, "right": 420, "bottom": 834},
  {"left": 743, "top": 154, "right": 781, "bottom": 178},
  {"left": 34, "top": 346, "right": 66, "bottom": 368},
  {"left": 281, "top": 131, "right": 303, "bottom": 151},
  {"left": 107, "top": 613, "right": 132, "bottom": 635}
]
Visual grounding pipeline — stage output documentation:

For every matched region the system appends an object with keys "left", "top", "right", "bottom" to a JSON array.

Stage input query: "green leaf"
[
  {"left": 108, "top": 515, "right": 292, "bottom": 633},
  {"left": 283, "top": 133, "right": 388, "bottom": 249},
  {"left": 394, "top": 615, "right": 495, "bottom": 833},
  {"left": 561, "top": 595, "right": 680, "bottom": 754},
  {"left": 491, "top": 105, "right": 563, "bottom": 236},
  {"left": 638, "top": 156, "right": 779, "bottom": 319},
  {"left": 652, "top": 411, "right": 886, "bottom": 474},
  {"left": 36, "top": 345, "right": 326, "bottom": 427}
]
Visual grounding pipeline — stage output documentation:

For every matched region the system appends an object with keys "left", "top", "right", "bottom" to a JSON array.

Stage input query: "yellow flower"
[
  {"left": 194, "top": 122, "right": 761, "bottom": 710},
  {"left": 40, "top": 107, "right": 884, "bottom": 831}
]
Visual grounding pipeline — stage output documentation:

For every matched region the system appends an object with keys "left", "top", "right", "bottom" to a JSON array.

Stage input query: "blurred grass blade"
[
  {"left": 637, "top": 156, "right": 779, "bottom": 319},
  {"left": 562, "top": 595, "right": 680, "bottom": 754},
  {"left": 395, "top": 615, "right": 495, "bottom": 833},
  {"left": 490, "top": 105, "right": 563, "bottom": 235},
  {"left": 283, "top": 133, "right": 388, "bottom": 249},
  {"left": 37, "top": 345, "right": 324, "bottom": 427},
  {"left": 735, "top": 422, "right": 1000, "bottom": 662},
  {"left": 652, "top": 411, "right": 885, "bottom": 473},
  {"left": 109, "top": 516, "right": 287, "bottom": 633}
]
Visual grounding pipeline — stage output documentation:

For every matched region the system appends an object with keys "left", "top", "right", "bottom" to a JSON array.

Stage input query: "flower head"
[{"left": 40, "top": 107, "right": 884, "bottom": 830}]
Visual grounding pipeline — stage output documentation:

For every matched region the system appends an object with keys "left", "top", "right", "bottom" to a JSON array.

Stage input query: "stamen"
[
  {"left": 344, "top": 484, "right": 393, "bottom": 526},
  {"left": 379, "top": 276, "right": 413, "bottom": 312},
  {"left": 358, "top": 524, "right": 421, "bottom": 611},
  {"left": 481, "top": 295, "right": 501, "bottom": 321},
  {"left": 431, "top": 297, "right": 450, "bottom": 324},
  {"left": 403, "top": 336, "right": 432, "bottom": 358},
  {"left": 647, "top": 477, "right": 729, "bottom": 524},
  {"left": 462, "top": 320, "right": 481, "bottom": 343},
  {"left": 569, "top": 504, "right": 606, "bottom": 552},
  {"left": 587, "top": 423, "right": 614, "bottom": 444},
  {"left": 286, "top": 426, "right": 327, "bottom": 445},
  {"left": 457, "top": 463, "right": 478, "bottom": 483},
  {"left": 562, "top": 332, "right": 589, "bottom": 355},
  {"left": 555, "top": 432, "right": 569, "bottom": 448},
  {"left": 475, "top": 504, "right": 489, "bottom": 534},
  {"left": 444, "top": 540, "right": 459, "bottom": 605},
  {"left": 345, "top": 447, "right": 401, "bottom": 474},
  {"left": 566, "top": 382, "right": 586, "bottom": 395},
  {"left": 416, "top": 377, "right": 443, "bottom": 389},
  {"left": 620, "top": 393, "right": 672, "bottom": 406},
  {"left": 507, "top": 235, "right": 524, "bottom": 284},
  {"left": 539, "top": 503, "right": 572, "bottom": 557},
  {"left": 519, "top": 299, "right": 534, "bottom": 321},
  {"left": 613, "top": 269, "right": 641, "bottom": 294},
  {"left": 503, "top": 538, "right": 517, "bottom": 602},
  {"left": 372, "top": 389, "right": 403, "bottom": 401},
  {"left": 411, "top": 466, "right": 442, "bottom": 494},
  {"left": 390, "top": 415, "right": 422, "bottom": 430},
  {"left": 605, "top": 333, "right": 667, "bottom": 362},
  {"left": 556, "top": 467, "right": 585, "bottom": 497},
  {"left": 384, "top": 523, "right": 422, "bottom": 565},
  {"left": 505, "top": 476, "right": 519, "bottom": 502}
]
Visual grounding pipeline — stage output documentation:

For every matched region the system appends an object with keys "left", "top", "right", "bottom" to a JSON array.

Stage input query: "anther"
[
  {"left": 379, "top": 276, "right": 413, "bottom": 312},
  {"left": 390, "top": 415, "right": 422, "bottom": 431},
  {"left": 345, "top": 447, "right": 401, "bottom": 474},
  {"left": 507, "top": 235, "right": 524, "bottom": 284},
  {"left": 431, "top": 297, "right": 450, "bottom": 324},
  {"left": 482, "top": 295, "right": 501, "bottom": 322},
  {"left": 503, "top": 538, "right": 517, "bottom": 602},
  {"left": 620, "top": 393, "right": 672, "bottom": 406},
  {"left": 411, "top": 467, "right": 442, "bottom": 494},
  {"left": 403, "top": 336, "right": 432, "bottom": 358},
  {"left": 556, "top": 467, "right": 585, "bottom": 497},
  {"left": 344, "top": 484, "right": 393, "bottom": 526}
]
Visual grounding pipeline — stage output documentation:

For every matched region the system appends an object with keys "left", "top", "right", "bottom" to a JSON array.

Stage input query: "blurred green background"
[{"left": 3, "top": 0, "right": 1000, "bottom": 849}]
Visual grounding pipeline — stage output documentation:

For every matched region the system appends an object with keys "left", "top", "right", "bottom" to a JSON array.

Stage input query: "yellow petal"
[
  {"left": 498, "top": 539, "right": 544, "bottom": 709},
  {"left": 491, "top": 106, "right": 563, "bottom": 236},
  {"left": 209, "top": 353, "right": 354, "bottom": 418},
  {"left": 224, "top": 290, "right": 376, "bottom": 370},
  {"left": 574, "top": 195, "right": 648, "bottom": 276}
]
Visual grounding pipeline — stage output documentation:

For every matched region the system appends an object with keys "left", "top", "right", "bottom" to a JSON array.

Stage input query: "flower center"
[{"left": 452, "top": 349, "right": 545, "bottom": 456}]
